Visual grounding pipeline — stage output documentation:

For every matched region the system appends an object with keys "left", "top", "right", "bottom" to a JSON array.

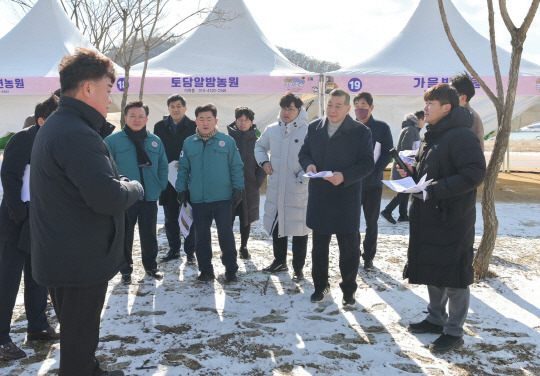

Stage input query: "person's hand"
[
  {"left": 262, "top": 161, "right": 273, "bottom": 176},
  {"left": 397, "top": 161, "right": 413, "bottom": 178},
  {"left": 131, "top": 180, "right": 144, "bottom": 200},
  {"left": 306, "top": 164, "right": 317, "bottom": 174},
  {"left": 324, "top": 171, "right": 344, "bottom": 186},
  {"left": 412, "top": 191, "right": 428, "bottom": 201},
  {"left": 8, "top": 203, "right": 28, "bottom": 225},
  {"left": 175, "top": 162, "right": 178, "bottom": 169},
  {"left": 231, "top": 189, "right": 243, "bottom": 209},
  {"left": 177, "top": 191, "right": 187, "bottom": 206}
]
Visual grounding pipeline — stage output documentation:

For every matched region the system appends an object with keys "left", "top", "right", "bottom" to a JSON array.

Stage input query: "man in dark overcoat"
[
  {"left": 397, "top": 84, "right": 485, "bottom": 354},
  {"left": 298, "top": 89, "right": 374, "bottom": 306}
]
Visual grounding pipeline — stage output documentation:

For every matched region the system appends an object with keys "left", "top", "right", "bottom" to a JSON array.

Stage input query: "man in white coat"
[{"left": 255, "top": 92, "right": 310, "bottom": 281}]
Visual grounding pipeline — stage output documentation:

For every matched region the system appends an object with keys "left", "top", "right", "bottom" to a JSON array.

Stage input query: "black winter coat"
[
  {"left": 154, "top": 115, "right": 196, "bottom": 206},
  {"left": 227, "top": 123, "right": 266, "bottom": 226},
  {"left": 0, "top": 124, "right": 39, "bottom": 253},
  {"left": 298, "top": 115, "right": 374, "bottom": 234},
  {"left": 30, "top": 96, "right": 140, "bottom": 288},
  {"left": 405, "top": 106, "right": 486, "bottom": 288},
  {"left": 361, "top": 116, "right": 393, "bottom": 189}
]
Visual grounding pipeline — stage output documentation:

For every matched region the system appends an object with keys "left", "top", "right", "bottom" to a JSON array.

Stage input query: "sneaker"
[
  {"left": 407, "top": 319, "right": 444, "bottom": 334},
  {"left": 429, "top": 334, "right": 464, "bottom": 353},
  {"left": 197, "top": 272, "right": 215, "bottom": 282},
  {"left": 380, "top": 210, "right": 397, "bottom": 224},
  {"left": 121, "top": 274, "right": 131, "bottom": 285},
  {"left": 0, "top": 342, "right": 26, "bottom": 360},
  {"left": 310, "top": 286, "right": 330, "bottom": 303},
  {"left": 262, "top": 261, "right": 288, "bottom": 273},
  {"left": 186, "top": 254, "right": 196, "bottom": 265},
  {"left": 292, "top": 270, "right": 305, "bottom": 282},
  {"left": 342, "top": 293, "right": 356, "bottom": 307},
  {"left": 224, "top": 272, "right": 238, "bottom": 283},
  {"left": 363, "top": 259, "right": 374, "bottom": 270},
  {"left": 27, "top": 326, "right": 60, "bottom": 341},
  {"left": 397, "top": 215, "right": 409, "bottom": 222},
  {"left": 146, "top": 269, "right": 163, "bottom": 280},
  {"left": 239, "top": 246, "right": 251, "bottom": 260},
  {"left": 161, "top": 250, "right": 179, "bottom": 262}
]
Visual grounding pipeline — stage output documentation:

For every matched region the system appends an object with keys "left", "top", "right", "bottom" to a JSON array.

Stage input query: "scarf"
[
  {"left": 124, "top": 126, "right": 152, "bottom": 167},
  {"left": 196, "top": 126, "right": 218, "bottom": 141}
]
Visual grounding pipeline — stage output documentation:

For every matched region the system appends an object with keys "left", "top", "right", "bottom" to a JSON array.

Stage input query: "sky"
[{"left": 0, "top": 0, "right": 539, "bottom": 68}]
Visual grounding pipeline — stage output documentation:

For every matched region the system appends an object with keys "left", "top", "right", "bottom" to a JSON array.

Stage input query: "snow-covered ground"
[{"left": 3, "top": 198, "right": 539, "bottom": 375}]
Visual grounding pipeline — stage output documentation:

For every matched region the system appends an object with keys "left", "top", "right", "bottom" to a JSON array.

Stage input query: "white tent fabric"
[
  {"left": 326, "top": 0, "right": 540, "bottom": 141},
  {"left": 126, "top": 0, "right": 318, "bottom": 130}
]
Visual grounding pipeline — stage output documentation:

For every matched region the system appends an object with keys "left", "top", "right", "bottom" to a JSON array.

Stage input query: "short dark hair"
[
  {"left": 195, "top": 104, "right": 217, "bottom": 118},
  {"left": 353, "top": 92, "right": 373, "bottom": 106},
  {"left": 414, "top": 110, "right": 425, "bottom": 120},
  {"left": 450, "top": 72, "right": 475, "bottom": 102},
  {"left": 35, "top": 94, "right": 59, "bottom": 120},
  {"left": 423, "top": 83, "right": 459, "bottom": 108},
  {"left": 330, "top": 89, "right": 351, "bottom": 105},
  {"left": 279, "top": 92, "right": 303, "bottom": 109},
  {"left": 234, "top": 106, "right": 255, "bottom": 121},
  {"left": 124, "top": 100, "right": 149, "bottom": 116},
  {"left": 167, "top": 94, "right": 186, "bottom": 107},
  {"left": 59, "top": 47, "right": 115, "bottom": 97}
]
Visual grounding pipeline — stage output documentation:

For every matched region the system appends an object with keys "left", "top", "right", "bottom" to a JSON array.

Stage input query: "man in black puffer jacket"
[
  {"left": 397, "top": 84, "right": 485, "bottom": 354},
  {"left": 30, "top": 48, "right": 141, "bottom": 376}
]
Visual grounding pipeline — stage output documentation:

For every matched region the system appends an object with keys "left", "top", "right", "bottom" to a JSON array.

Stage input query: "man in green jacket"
[
  {"left": 105, "top": 101, "right": 169, "bottom": 284},
  {"left": 176, "top": 104, "right": 244, "bottom": 283}
]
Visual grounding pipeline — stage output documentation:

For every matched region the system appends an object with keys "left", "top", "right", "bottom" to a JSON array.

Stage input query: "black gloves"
[
  {"left": 231, "top": 189, "right": 243, "bottom": 209},
  {"left": 8, "top": 203, "right": 28, "bottom": 225},
  {"left": 177, "top": 191, "right": 187, "bottom": 206}
]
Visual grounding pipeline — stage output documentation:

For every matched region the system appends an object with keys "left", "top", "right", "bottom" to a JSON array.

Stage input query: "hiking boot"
[
  {"left": 27, "top": 326, "right": 60, "bottom": 341},
  {"left": 429, "top": 334, "right": 464, "bottom": 353},
  {"left": 121, "top": 274, "right": 131, "bottom": 285},
  {"left": 197, "top": 272, "right": 215, "bottom": 282},
  {"left": 397, "top": 215, "right": 409, "bottom": 222},
  {"left": 310, "top": 286, "right": 330, "bottom": 303},
  {"left": 0, "top": 342, "right": 26, "bottom": 360},
  {"left": 342, "top": 293, "right": 356, "bottom": 307},
  {"left": 186, "top": 254, "right": 196, "bottom": 265},
  {"left": 292, "top": 270, "right": 305, "bottom": 282},
  {"left": 239, "top": 246, "right": 251, "bottom": 260},
  {"left": 161, "top": 250, "right": 179, "bottom": 262},
  {"left": 364, "top": 259, "right": 374, "bottom": 270},
  {"left": 263, "top": 261, "right": 288, "bottom": 273},
  {"left": 224, "top": 271, "right": 238, "bottom": 283},
  {"left": 146, "top": 269, "right": 163, "bottom": 280},
  {"left": 380, "top": 210, "right": 397, "bottom": 224},
  {"left": 407, "top": 319, "right": 444, "bottom": 334}
]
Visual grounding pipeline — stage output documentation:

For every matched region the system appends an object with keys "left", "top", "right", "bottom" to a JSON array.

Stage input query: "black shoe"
[
  {"left": 407, "top": 319, "right": 444, "bottom": 334},
  {"left": 292, "top": 270, "right": 304, "bottom": 282},
  {"left": 161, "top": 250, "right": 180, "bottom": 262},
  {"left": 342, "top": 293, "right": 356, "bottom": 307},
  {"left": 186, "top": 254, "right": 196, "bottom": 265},
  {"left": 27, "top": 326, "right": 60, "bottom": 341},
  {"left": 263, "top": 261, "right": 288, "bottom": 273},
  {"left": 239, "top": 246, "right": 251, "bottom": 260},
  {"left": 397, "top": 215, "right": 409, "bottom": 222},
  {"left": 146, "top": 269, "right": 163, "bottom": 280},
  {"left": 121, "top": 274, "right": 131, "bottom": 284},
  {"left": 363, "top": 259, "right": 374, "bottom": 270},
  {"left": 95, "top": 369, "right": 124, "bottom": 376},
  {"left": 197, "top": 272, "right": 215, "bottom": 282},
  {"left": 380, "top": 210, "right": 397, "bottom": 224},
  {"left": 0, "top": 341, "right": 26, "bottom": 360},
  {"left": 310, "top": 286, "right": 330, "bottom": 303},
  {"left": 224, "top": 271, "right": 238, "bottom": 283},
  {"left": 429, "top": 334, "right": 464, "bottom": 353}
]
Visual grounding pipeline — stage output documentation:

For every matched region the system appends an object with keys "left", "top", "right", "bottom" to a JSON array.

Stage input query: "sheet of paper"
[
  {"left": 0, "top": 162, "right": 3, "bottom": 198},
  {"left": 382, "top": 173, "right": 433, "bottom": 200},
  {"left": 178, "top": 202, "right": 193, "bottom": 238},
  {"left": 303, "top": 171, "right": 334, "bottom": 178},
  {"left": 168, "top": 160, "right": 178, "bottom": 187},
  {"left": 21, "top": 164, "right": 30, "bottom": 202},
  {"left": 373, "top": 141, "right": 381, "bottom": 163},
  {"left": 413, "top": 141, "right": 421, "bottom": 150},
  {"left": 399, "top": 150, "right": 418, "bottom": 166}
]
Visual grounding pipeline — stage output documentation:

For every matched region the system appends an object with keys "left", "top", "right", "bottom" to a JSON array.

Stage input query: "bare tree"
[{"left": 438, "top": 0, "right": 540, "bottom": 279}]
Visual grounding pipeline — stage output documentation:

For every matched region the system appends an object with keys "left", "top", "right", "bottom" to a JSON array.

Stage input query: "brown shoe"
[
  {"left": 27, "top": 326, "right": 60, "bottom": 341},
  {"left": 0, "top": 342, "right": 27, "bottom": 360}
]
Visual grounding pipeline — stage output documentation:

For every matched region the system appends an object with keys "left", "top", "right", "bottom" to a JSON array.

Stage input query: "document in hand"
[
  {"left": 178, "top": 202, "right": 193, "bottom": 238},
  {"left": 399, "top": 150, "right": 418, "bottom": 166},
  {"left": 303, "top": 171, "right": 334, "bottom": 178},
  {"left": 168, "top": 160, "right": 179, "bottom": 186},
  {"left": 21, "top": 164, "right": 30, "bottom": 202},
  {"left": 382, "top": 174, "right": 433, "bottom": 201}
]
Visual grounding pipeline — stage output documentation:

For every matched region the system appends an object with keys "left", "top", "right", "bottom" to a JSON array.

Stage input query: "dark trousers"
[
  {"left": 232, "top": 207, "right": 251, "bottom": 248},
  {"left": 192, "top": 200, "right": 238, "bottom": 275},
  {"left": 121, "top": 201, "right": 159, "bottom": 275},
  {"left": 383, "top": 193, "right": 410, "bottom": 218},
  {"left": 163, "top": 201, "right": 195, "bottom": 256},
  {"left": 0, "top": 238, "right": 48, "bottom": 345},
  {"left": 272, "top": 224, "right": 308, "bottom": 272},
  {"left": 311, "top": 231, "right": 360, "bottom": 295},
  {"left": 48, "top": 282, "right": 108, "bottom": 376},
  {"left": 361, "top": 186, "right": 382, "bottom": 262}
]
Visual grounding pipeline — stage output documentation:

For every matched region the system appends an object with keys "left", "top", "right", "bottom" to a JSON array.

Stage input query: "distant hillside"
[{"left": 278, "top": 47, "right": 341, "bottom": 73}]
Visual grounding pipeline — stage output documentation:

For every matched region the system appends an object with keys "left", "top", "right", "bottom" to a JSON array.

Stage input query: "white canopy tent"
[
  {"left": 127, "top": 0, "right": 319, "bottom": 130},
  {"left": 0, "top": 0, "right": 124, "bottom": 136},
  {"left": 325, "top": 0, "right": 540, "bottom": 142}
]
